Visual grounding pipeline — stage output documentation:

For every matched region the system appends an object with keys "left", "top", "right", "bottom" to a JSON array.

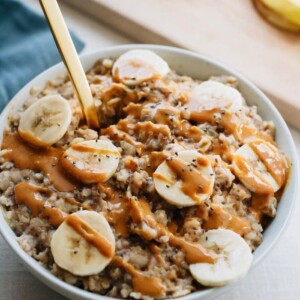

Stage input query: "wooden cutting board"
[{"left": 63, "top": 0, "right": 300, "bottom": 129}]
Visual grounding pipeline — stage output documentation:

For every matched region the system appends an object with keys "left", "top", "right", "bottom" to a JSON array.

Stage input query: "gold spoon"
[{"left": 39, "top": 0, "right": 100, "bottom": 129}]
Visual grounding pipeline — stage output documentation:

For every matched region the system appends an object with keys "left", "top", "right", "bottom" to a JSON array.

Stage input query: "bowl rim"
[{"left": 0, "top": 43, "right": 298, "bottom": 300}]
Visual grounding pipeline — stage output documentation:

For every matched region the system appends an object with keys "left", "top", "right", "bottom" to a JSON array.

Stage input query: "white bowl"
[{"left": 0, "top": 44, "right": 298, "bottom": 300}]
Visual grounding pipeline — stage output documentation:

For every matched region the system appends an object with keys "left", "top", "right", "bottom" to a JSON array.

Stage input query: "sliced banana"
[
  {"left": 188, "top": 81, "right": 245, "bottom": 112},
  {"left": 112, "top": 49, "right": 170, "bottom": 85},
  {"left": 259, "top": 0, "right": 300, "bottom": 28},
  {"left": 189, "top": 229, "right": 253, "bottom": 287},
  {"left": 232, "top": 141, "right": 288, "bottom": 194},
  {"left": 18, "top": 95, "right": 72, "bottom": 147},
  {"left": 51, "top": 210, "right": 115, "bottom": 276},
  {"left": 61, "top": 139, "right": 120, "bottom": 184},
  {"left": 153, "top": 150, "right": 215, "bottom": 207}
]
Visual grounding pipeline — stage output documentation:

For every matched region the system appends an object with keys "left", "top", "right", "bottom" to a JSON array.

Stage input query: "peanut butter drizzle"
[
  {"left": 70, "top": 143, "right": 120, "bottom": 156},
  {"left": 98, "top": 183, "right": 130, "bottom": 236},
  {"left": 149, "top": 243, "right": 165, "bottom": 266},
  {"left": 124, "top": 158, "right": 138, "bottom": 172},
  {"left": 101, "top": 83, "right": 137, "bottom": 105},
  {"left": 65, "top": 214, "right": 114, "bottom": 258},
  {"left": 168, "top": 235, "right": 214, "bottom": 264},
  {"left": 2, "top": 133, "right": 76, "bottom": 192},
  {"left": 196, "top": 202, "right": 209, "bottom": 220},
  {"left": 40, "top": 205, "right": 66, "bottom": 228},
  {"left": 60, "top": 154, "right": 107, "bottom": 183},
  {"left": 149, "top": 243, "right": 162, "bottom": 255},
  {"left": 112, "top": 256, "right": 165, "bottom": 297},
  {"left": 101, "top": 126, "right": 144, "bottom": 155},
  {"left": 134, "top": 121, "right": 171, "bottom": 139},
  {"left": 211, "top": 139, "right": 234, "bottom": 161},
  {"left": 153, "top": 173, "right": 173, "bottom": 184},
  {"left": 117, "top": 118, "right": 172, "bottom": 141},
  {"left": 130, "top": 198, "right": 215, "bottom": 264},
  {"left": 64, "top": 197, "right": 92, "bottom": 211},
  {"left": 14, "top": 182, "right": 48, "bottom": 216},
  {"left": 250, "top": 194, "right": 269, "bottom": 218},
  {"left": 166, "top": 157, "right": 211, "bottom": 203},
  {"left": 106, "top": 198, "right": 130, "bottom": 236},
  {"left": 233, "top": 155, "right": 274, "bottom": 195},
  {"left": 18, "top": 130, "right": 49, "bottom": 148},
  {"left": 154, "top": 105, "right": 180, "bottom": 125},
  {"left": 153, "top": 104, "right": 202, "bottom": 141},
  {"left": 176, "top": 120, "right": 202, "bottom": 142},
  {"left": 148, "top": 152, "right": 169, "bottom": 175},
  {"left": 190, "top": 109, "right": 274, "bottom": 144},
  {"left": 122, "top": 102, "right": 142, "bottom": 119},
  {"left": 203, "top": 205, "right": 251, "bottom": 236},
  {"left": 14, "top": 182, "right": 66, "bottom": 227},
  {"left": 249, "top": 141, "right": 288, "bottom": 187}
]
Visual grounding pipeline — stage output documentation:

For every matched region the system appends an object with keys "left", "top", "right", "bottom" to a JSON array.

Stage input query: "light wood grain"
[{"left": 62, "top": 0, "right": 300, "bottom": 129}]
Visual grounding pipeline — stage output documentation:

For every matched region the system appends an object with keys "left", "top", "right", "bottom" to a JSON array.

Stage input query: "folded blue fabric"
[{"left": 0, "top": 0, "right": 85, "bottom": 111}]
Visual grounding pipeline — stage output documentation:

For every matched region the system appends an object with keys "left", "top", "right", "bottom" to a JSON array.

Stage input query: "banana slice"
[
  {"left": 232, "top": 141, "right": 288, "bottom": 194},
  {"left": 153, "top": 150, "right": 215, "bottom": 207},
  {"left": 112, "top": 49, "right": 170, "bottom": 85},
  {"left": 254, "top": 0, "right": 300, "bottom": 32},
  {"left": 61, "top": 139, "right": 120, "bottom": 184},
  {"left": 190, "top": 229, "right": 253, "bottom": 287},
  {"left": 51, "top": 210, "right": 115, "bottom": 276},
  {"left": 188, "top": 81, "right": 245, "bottom": 112},
  {"left": 18, "top": 95, "right": 72, "bottom": 147}
]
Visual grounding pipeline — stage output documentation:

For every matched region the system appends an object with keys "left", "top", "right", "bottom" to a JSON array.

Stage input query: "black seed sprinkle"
[
  {"left": 166, "top": 184, "right": 170, "bottom": 188},
  {"left": 98, "top": 158, "right": 102, "bottom": 162}
]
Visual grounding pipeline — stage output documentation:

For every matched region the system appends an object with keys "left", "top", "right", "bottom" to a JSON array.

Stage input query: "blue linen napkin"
[{"left": 0, "top": 0, "right": 85, "bottom": 111}]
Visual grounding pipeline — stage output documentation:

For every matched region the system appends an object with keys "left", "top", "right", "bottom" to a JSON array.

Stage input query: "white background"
[{"left": 0, "top": 1, "right": 299, "bottom": 299}]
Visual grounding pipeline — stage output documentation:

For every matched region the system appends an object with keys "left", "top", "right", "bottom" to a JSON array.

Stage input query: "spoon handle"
[{"left": 39, "top": 0, "right": 99, "bottom": 129}]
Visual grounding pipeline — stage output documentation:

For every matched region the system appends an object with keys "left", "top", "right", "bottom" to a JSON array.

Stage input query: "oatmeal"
[{"left": 0, "top": 50, "right": 289, "bottom": 299}]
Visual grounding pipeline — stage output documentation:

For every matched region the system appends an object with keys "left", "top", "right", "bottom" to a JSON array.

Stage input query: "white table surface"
[{"left": 1, "top": 1, "right": 299, "bottom": 299}]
